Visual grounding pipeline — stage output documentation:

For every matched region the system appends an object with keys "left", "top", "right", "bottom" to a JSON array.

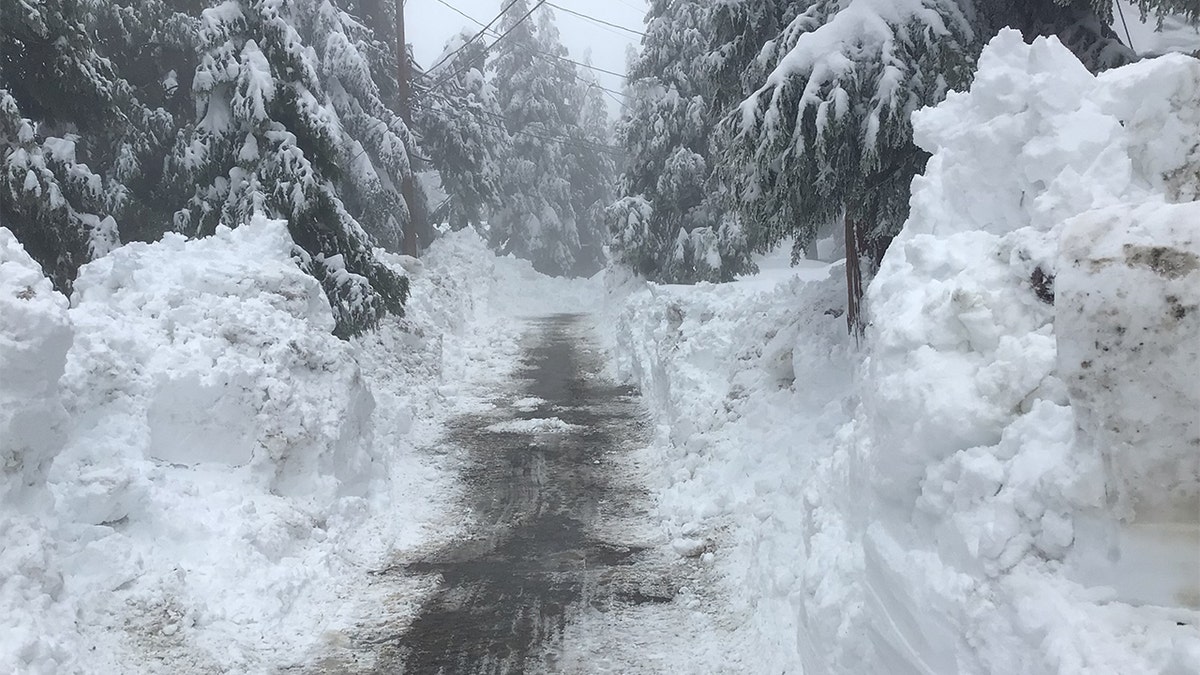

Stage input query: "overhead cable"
[{"left": 544, "top": 2, "right": 645, "bottom": 37}]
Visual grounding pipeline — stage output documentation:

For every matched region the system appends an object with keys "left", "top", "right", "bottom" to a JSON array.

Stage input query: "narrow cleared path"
[{"left": 349, "top": 314, "right": 675, "bottom": 673}]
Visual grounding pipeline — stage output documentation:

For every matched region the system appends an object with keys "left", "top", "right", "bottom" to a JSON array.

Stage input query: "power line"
[
  {"left": 424, "top": 0, "right": 522, "bottom": 77},
  {"left": 432, "top": 0, "right": 629, "bottom": 81},
  {"left": 544, "top": 2, "right": 645, "bottom": 38},
  {"left": 413, "top": 100, "right": 623, "bottom": 155},
  {"left": 600, "top": 87, "right": 628, "bottom": 111},
  {"left": 426, "top": 0, "right": 549, "bottom": 92},
  {"left": 432, "top": 0, "right": 484, "bottom": 27},
  {"left": 421, "top": 0, "right": 631, "bottom": 124},
  {"left": 540, "top": 50, "right": 627, "bottom": 80}
]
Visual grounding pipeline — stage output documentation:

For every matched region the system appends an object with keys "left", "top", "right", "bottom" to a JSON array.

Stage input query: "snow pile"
[
  {"left": 0, "top": 228, "right": 75, "bottom": 672},
  {"left": 61, "top": 217, "right": 376, "bottom": 509},
  {"left": 0, "top": 228, "right": 71, "bottom": 496},
  {"left": 0, "top": 217, "right": 393, "bottom": 673},
  {"left": 606, "top": 261, "right": 856, "bottom": 671},
  {"left": 1057, "top": 204, "right": 1200, "bottom": 519},
  {"left": 860, "top": 30, "right": 1199, "bottom": 673},
  {"left": 0, "top": 221, "right": 529, "bottom": 673},
  {"left": 610, "top": 30, "right": 1200, "bottom": 674},
  {"left": 1055, "top": 202, "right": 1200, "bottom": 612},
  {"left": 485, "top": 417, "right": 582, "bottom": 434}
]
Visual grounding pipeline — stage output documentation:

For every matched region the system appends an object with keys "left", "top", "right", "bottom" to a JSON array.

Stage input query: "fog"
[{"left": 406, "top": 0, "right": 647, "bottom": 117}]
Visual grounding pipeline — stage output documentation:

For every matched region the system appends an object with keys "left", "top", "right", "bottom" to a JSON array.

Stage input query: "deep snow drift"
[
  {"left": 606, "top": 31, "right": 1200, "bottom": 674},
  {"left": 0, "top": 217, "right": 598, "bottom": 673}
]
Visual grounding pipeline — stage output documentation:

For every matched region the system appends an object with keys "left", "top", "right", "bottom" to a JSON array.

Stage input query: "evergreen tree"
[
  {"left": 0, "top": 0, "right": 181, "bottom": 290},
  {"left": 488, "top": 1, "right": 590, "bottom": 277},
  {"left": 165, "top": 0, "right": 410, "bottom": 336},
  {"left": 609, "top": 0, "right": 793, "bottom": 283},
  {"left": 722, "top": 0, "right": 1163, "bottom": 336},
  {"left": 564, "top": 63, "right": 618, "bottom": 276},
  {"left": 416, "top": 30, "right": 509, "bottom": 232}
]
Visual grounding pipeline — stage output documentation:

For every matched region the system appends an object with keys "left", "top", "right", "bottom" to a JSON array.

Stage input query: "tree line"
[
  {"left": 3, "top": 0, "right": 1192, "bottom": 339},
  {"left": 0, "top": 0, "right": 615, "bottom": 336},
  {"left": 608, "top": 0, "right": 1190, "bottom": 334}
]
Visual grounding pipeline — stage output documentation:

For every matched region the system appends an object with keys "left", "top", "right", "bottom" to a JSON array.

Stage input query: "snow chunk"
[
  {"left": 1056, "top": 202, "right": 1200, "bottom": 611},
  {"left": 860, "top": 30, "right": 1200, "bottom": 672},
  {"left": 61, "top": 216, "right": 375, "bottom": 510},
  {"left": 0, "top": 227, "right": 71, "bottom": 494},
  {"left": 486, "top": 417, "right": 581, "bottom": 434},
  {"left": 1058, "top": 201, "right": 1200, "bottom": 519},
  {"left": 511, "top": 397, "right": 546, "bottom": 411}
]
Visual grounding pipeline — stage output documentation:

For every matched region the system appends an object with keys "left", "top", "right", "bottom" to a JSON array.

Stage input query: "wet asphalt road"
[{"left": 367, "top": 314, "right": 663, "bottom": 673}]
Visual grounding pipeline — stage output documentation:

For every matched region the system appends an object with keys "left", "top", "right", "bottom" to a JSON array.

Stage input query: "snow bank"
[
  {"left": 0, "top": 227, "right": 71, "bottom": 496},
  {"left": 860, "top": 31, "right": 1199, "bottom": 673},
  {"left": 0, "top": 228, "right": 74, "bottom": 672},
  {"left": 606, "top": 262, "right": 856, "bottom": 671},
  {"left": 61, "top": 217, "right": 377, "bottom": 509},
  {"left": 0, "top": 217, "right": 393, "bottom": 673},
  {"left": 1056, "top": 202, "right": 1200, "bottom": 612},
  {"left": 0, "top": 221, "right": 522, "bottom": 673},
  {"left": 610, "top": 30, "right": 1200, "bottom": 674}
]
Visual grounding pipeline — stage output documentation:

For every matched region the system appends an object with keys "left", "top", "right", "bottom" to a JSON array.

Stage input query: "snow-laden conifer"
[
  {"left": 610, "top": 0, "right": 791, "bottom": 283},
  {"left": 563, "top": 63, "right": 618, "bottom": 276},
  {"left": 489, "top": 1, "right": 591, "bottom": 277},
  {"left": 723, "top": 0, "right": 1164, "bottom": 334},
  {"left": 0, "top": 0, "right": 181, "bottom": 290},
  {"left": 166, "top": 0, "right": 411, "bottom": 336},
  {"left": 416, "top": 30, "right": 509, "bottom": 233}
]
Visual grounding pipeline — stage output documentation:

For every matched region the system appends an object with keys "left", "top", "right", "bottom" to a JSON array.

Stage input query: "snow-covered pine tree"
[
  {"left": 340, "top": 0, "right": 399, "bottom": 102},
  {"left": 416, "top": 30, "right": 509, "bottom": 233},
  {"left": 0, "top": 0, "right": 181, "bottom": 290},
  {"left": 723, "top": 0, "right": 1151, "bottom": 336},
  {"left": 610, "top": 0, "right": 793, "bottom": 284},
  {"left": 165, "top": 0, "right": 410, "bottom": 337},
  {"left": 488, "top": 1, "right": 585, "bottom": 277},
  {"left": 563, "top": 63, "right": 618, "bottom": 276},
  {"left": 89, "top": 0, "right": 209, "bottom": 244}
]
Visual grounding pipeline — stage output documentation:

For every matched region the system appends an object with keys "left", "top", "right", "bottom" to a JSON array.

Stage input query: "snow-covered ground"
[
  {"left": 1116, "top": 0, "right": 1200, "bottom": 56},
  {"left": 0, "top": 219, "right": 598, "bottom": 673},
  {"left": 4, "top": 24, "right": 1198, "bottom": 675},
  {"left": 603, "top": 31, "right": 1200, "bottom": 674}
]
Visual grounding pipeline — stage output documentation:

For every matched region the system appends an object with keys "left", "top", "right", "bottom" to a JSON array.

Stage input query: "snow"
[
  {"left": 856, "top": 31, "right": 1200, "bottom": 672},
  {"left": 1115, "top": 1, "right": 1200, "bottom": 56},
  {"left": 0, "top": 226, "right": 72, "bottom": 515},
  {"left": 485, "top": 417, "right": 582, "bottom": 434},
  {"left": 1056, "top": 201, "right": 1200, "bottom": 611},
  {"left": 4, "top": 20, "right": 1198, "bottom": 675},
  {"left": 602, "top": 260, "right": 853, "bottom": 672},
  {"left": 0, "top": 217, "right": 599, "bottom": 672},
  {"left": 605, "top": 29, "right": 1200, "bottom": 674}
]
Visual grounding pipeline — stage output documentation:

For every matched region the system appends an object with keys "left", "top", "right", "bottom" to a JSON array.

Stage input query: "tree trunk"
[{"left": 844, "top": 214, "right": 866, "bottom": 342}]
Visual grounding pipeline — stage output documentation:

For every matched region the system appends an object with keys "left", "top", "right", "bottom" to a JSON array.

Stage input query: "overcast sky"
[{"left": 405, "top": 0, "right": 648, "bottom": 117}]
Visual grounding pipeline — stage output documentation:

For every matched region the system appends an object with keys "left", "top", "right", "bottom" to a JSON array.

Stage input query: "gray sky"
[{"left": 406, "top": 0, "right": 647, "bottom": 117}]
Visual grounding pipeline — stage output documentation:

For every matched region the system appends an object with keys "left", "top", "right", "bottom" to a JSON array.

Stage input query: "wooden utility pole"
[{"left": 397, "top": 0, "right": 422, "bottom": 257}]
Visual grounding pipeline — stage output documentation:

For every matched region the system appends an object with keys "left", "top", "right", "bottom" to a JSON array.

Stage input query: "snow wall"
[
  {"left": 861, "top": 29, "right": 1200, "bottom": 673},
  {"left": 0, "top": 219, "right": 502, "bottom": 672},
  {"left": 609, "top": 30, "right": 1200, "bottom": 674}
]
